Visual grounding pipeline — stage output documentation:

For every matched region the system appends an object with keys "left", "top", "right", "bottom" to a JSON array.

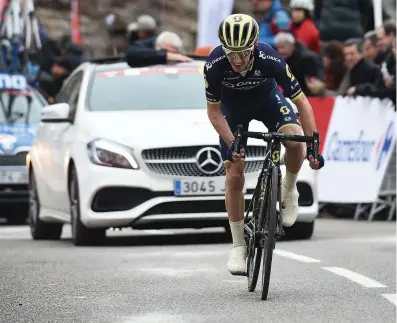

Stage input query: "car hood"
[{"left": 83, "top": 109, "right": 269, "bottom": 149}]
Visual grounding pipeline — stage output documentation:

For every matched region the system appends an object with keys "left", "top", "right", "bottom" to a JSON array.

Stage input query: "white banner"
[
  {"left": 196, "top": 0, "right": 234, "bottom": 48},
  {"left": 318, "top": 96, "right": 396, "bottom": 203}
]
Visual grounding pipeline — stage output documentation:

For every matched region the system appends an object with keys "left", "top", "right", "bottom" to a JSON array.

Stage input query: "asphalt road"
[{"left": 0, "top": 219, "right": 395, "bottom": 323}]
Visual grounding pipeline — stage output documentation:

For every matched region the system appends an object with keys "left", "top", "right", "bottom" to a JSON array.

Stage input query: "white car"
[{"left": 28, "top": 59, "right": 318, "bottom": 245}]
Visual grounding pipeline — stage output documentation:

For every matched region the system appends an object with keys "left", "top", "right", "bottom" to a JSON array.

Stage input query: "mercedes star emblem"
[{"left": 196, "top": 147, "right": 223, "bottom": 175}]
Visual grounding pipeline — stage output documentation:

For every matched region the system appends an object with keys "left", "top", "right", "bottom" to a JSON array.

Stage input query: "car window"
[
  {"left": 88, "top": 66, "right": 207, "bottom": 111},
  {"left": 0, "top": 89, "right": 44, "bottom": 124},
  {"left": 55, "top": 71, "right": 83, "bottom": 105},
  {"left": 67, "top": 74, "right": 83, "bottom": 121}
]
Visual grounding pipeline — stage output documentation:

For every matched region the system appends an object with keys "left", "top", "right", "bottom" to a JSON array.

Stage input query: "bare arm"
[
  {"left": 293, "top": 93, "right": 317, "bottom": 136},
  {"left": 207, "top": 102, "right": 235, "bottom": 146}
]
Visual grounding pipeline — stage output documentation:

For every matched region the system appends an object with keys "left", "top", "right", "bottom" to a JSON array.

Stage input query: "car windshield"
[
  {"left": 0, "top": 90, "right": 44, "bottom": 123},
  {"left": 89, "top": 66, "right": 207, "bottom": 111}
]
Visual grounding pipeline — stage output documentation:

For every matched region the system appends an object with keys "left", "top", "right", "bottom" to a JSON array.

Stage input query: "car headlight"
[{"left": 87, "top": 139, "right": 139, "bottom": 169}]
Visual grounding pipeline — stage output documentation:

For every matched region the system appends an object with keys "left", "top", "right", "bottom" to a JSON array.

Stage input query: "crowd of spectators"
[{"left": 33, "top": 0, "right": 396, "bottom": 105}]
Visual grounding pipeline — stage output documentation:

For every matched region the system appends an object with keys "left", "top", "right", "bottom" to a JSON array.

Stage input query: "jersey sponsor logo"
[
  {"left": 254, "top": 70, "right": 261, "bottom": 76},
  {"left": 222, "top": 80, "right": 265, "bottom": 89},
  {"left": 258, "top": 51, "right": 281, "bottom": 63},
  {"left": 205, "top": 55, "right": 226, "bottom": 70}
]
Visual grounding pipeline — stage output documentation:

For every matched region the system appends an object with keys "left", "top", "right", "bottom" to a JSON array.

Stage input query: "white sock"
[
  {"left": 284, "top": 169, "right": 298, "bottom": 190},
  {"left": 229, "top": 219, "right": 246, "bottom": 248}
]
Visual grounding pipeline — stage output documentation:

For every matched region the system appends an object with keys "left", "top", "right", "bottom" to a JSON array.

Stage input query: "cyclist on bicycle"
[{"left": 204, "top": 14, "right": 324, "bottom": 276}]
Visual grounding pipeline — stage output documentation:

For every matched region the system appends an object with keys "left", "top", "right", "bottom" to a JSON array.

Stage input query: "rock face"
[{"left": 35, "top": 0, "right": 255, "bottom": 57}]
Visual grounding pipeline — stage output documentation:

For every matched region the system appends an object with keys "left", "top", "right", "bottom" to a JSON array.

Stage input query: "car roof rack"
[{"left": 88, "top": 54, "right": 207, "bottom": 65}]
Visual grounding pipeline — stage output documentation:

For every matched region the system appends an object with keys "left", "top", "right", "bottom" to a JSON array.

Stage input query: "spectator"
[
  {"left": 342, "top": 39, "right": 383, "bottom": 97},
  {"left": 363, "top": 30, "right": 383, "bottom": 65},
  {"left": 251, "top": 0, "right": 291, "bottom": 47},
  {"left": 316, "top": 0, "right": 375, "bottom": 42},
  {"left": 126, "top": 31, "right": 192, "bottom": 67},
  {"left": 350, "top": 37, "right": 396, "bottom": 105},
  {"left": 136, "top": 15, "right": 157, "bottom": 41},
  {"left": 38, "top": 54, "right": 80, "bottom": 103},
  {"left": 275, "top": 32, "right": 322, "bottom": 96},
  {"left": 105, "top": 12, "right": 128, "bottom": 55},
  {"left": 377, "top": 20, "right": 396, "bottom": 55},
  {"left": 306, "top": 41, "right": 347, "bottom": 96},
  {"left": 127, "top": 22, "right": 139, "bottom": 44},
  {"left": 377, "top": 20, "right": 396, "bottom": 51},
  {"left": 289, "top": 0, "right": 320, "bottom": 53}
]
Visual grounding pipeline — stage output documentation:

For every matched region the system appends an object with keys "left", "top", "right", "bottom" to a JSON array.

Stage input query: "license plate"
[
  {"left": 174, "top": 178, "right": 246, "bottom": 196},
  {"left": 0, "top": 170, "right": 27, "bottom": 184}
]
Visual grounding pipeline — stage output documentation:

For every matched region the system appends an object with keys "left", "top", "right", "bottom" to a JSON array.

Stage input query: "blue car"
[{"left": 0, "top": 73, "right": 47, "bottom": 223}]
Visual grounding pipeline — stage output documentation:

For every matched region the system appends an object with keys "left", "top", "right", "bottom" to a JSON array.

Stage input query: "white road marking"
[
  {"left": 274, "top": 249, "right": 321, "bottom": 263},
  {"left": 127, "top": 250, "right": 228, "bottom": 258},
  {"left": 134, "top": 267, "right": 219, "bottom": 277},
  {"left": 322, "top": 267, "right": 387, "bottom": 288},
  {"left": 222, "top": 279, "right": 246, "bottom": 283},
  {"left": 381, "top": 294, "right": 397, "bottom": 306},
  {"left": 0, "top": 227, "right": 29, "bottom": 234}
]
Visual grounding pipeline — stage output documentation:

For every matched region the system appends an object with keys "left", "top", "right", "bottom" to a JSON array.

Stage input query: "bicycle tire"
[
  {"left": 247, "top": 196, "right": 262, "bottom": 292},
  {"left": 261, "top": 166, "right": 278, "bottom": 301},
  {"left": 247, "top": 173, "right": 269, "bottom": 292}
]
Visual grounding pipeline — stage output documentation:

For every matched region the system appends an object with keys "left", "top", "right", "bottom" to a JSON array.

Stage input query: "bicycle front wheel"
[{"left": 261, "top": 166, "right": 278, "bottom": 300}]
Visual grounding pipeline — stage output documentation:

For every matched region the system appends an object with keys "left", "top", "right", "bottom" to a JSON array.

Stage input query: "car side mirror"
[{"left": 41, "top": 103, "right": 72, "bottom": 123}]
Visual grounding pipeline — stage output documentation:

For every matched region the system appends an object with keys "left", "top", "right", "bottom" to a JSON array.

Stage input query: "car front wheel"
[
  {"left": 29, "top": 169, "right": 63, "bottom": 240},
  {"left": 69, "top": 166, "right": 105, "bottom": 246}
]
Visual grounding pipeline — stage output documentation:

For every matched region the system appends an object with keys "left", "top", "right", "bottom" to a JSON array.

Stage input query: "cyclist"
[{"left": 204, "top": 14, "right": 324, "bottom": 276}]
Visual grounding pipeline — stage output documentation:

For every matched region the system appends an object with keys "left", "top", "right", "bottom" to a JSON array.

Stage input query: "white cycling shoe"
[
  {"left": 227, "top": 245, "right": 247, "bottom": 276},
  {"left": 281, "top": 180, "right": 299, "bottom": 227}
]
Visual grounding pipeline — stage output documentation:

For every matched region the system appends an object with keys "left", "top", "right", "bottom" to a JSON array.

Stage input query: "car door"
[
  {"left": 44, "top": 72, "right": 83, "bottom": 214},
  {"left": 53, "top": 72, "right": 84, "bottom": 214}
]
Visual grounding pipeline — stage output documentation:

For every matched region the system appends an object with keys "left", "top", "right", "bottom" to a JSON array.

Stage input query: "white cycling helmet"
[{"left": 289, "top": 0, "right": 314, "bottom": 11}]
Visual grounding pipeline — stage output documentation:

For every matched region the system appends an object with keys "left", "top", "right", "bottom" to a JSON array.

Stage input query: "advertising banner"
[{"left": 317, "top": 96, "right": 395, "bottom": 203}]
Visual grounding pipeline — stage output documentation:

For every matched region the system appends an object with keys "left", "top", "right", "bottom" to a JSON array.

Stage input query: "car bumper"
[
  {"left": 77, "top": 163, "right": 318, "bottom": 229},
  {"left": 0, "top": 166, "right": 29, "bottom": 203}
]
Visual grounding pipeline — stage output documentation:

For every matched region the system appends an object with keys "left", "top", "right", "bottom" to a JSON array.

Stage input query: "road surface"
[{"left": 0, "top": 219, "right": 395, "bottom": 323}]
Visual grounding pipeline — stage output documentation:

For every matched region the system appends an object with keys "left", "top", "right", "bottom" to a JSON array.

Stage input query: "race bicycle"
[{"left": 232, "top": 124, "right": 319, "bottom": 301}]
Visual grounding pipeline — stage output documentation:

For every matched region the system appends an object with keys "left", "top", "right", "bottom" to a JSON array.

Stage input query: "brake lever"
[{"left": 312, "top": 130, "right": 319, "bottom": 161}]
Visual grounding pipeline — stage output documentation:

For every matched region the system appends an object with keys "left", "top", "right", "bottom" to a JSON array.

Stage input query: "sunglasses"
[{"left": 222, "top": 46, "right": 254, "bottom": 59}]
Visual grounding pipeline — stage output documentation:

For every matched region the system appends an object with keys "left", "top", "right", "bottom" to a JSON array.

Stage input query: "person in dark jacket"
[
  {"left": 343, "top": 39, "right": 384, "bottom": 97},
  {"left": 275, "top": 32, "right": 322, "bottom": 96},
  {"left": 38, "top": 53, "right": 81, "bottom": 103},
  {"left": 363, "top": 30, "right": 384, "bottom": 66},
  {"left": 354, "top": 38, "right": 396, "bottom": 105},
  {"left": 316, "top": 0, "right": 375, "bottom": 42},
  {"left": 126, "top": 31, "right": 192, "bottom": 67}
]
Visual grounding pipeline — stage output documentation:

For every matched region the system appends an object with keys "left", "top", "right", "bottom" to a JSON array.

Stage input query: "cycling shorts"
[{"left": 219, "top": 88, "right": 300, "bottom": 161}]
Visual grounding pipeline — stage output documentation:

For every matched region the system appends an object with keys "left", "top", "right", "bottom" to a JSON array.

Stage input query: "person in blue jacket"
[{"left": 251, "top": 0, "right": 291, "bottom": 48}]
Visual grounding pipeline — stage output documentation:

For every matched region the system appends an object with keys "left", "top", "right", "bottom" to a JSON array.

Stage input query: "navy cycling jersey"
[{"left": 204, "top": 42, "right": 303, "bottom": 104}]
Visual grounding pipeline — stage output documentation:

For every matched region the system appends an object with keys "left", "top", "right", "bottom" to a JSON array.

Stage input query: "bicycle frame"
[{"left": 243, "top": 135, "right": 285, "bottom": 241}]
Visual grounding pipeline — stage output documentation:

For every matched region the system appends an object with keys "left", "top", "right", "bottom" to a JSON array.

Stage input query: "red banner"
[{"left": 308, "top": 96, "right": 335, "bottom": 154}]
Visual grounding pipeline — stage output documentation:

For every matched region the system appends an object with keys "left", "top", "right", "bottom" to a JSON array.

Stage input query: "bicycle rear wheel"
[{"left": 261, "top": 166, "right": 278, "bottom": 300}]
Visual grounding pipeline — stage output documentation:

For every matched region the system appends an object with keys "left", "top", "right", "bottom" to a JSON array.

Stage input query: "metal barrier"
[{"left": 354, "top": 145, "right": 396, "bottom": 221}]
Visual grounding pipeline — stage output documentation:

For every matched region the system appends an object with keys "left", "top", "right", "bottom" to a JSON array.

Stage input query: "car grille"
[
  {"left": 0, "top": 152, "right": 28, "bottom": 166},
  {"left": 142, "top": 145, "right": 266, "bottom": 177}
]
